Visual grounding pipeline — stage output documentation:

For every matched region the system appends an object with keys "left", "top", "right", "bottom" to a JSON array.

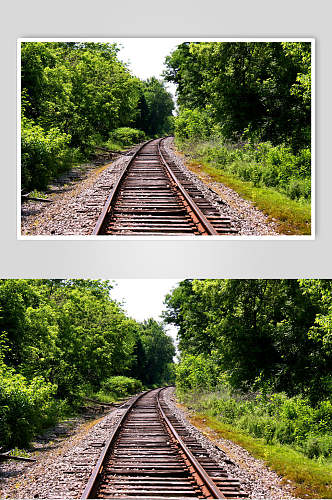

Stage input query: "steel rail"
[
  {"left": 157, "top": 140, "right": 218, "bottom": 235},
  {"left": 92, "top": 139, "right": 155, "bottom": 235},
  {"left": 80, "top": 389, "right": 154, "bottom": 499},
  {"left": 157, "top": 388, "right": 226, "bottom": 499},
  {"left": 92, "top": 137, "right": 223, "bottom": 235},
  {"left": 81, "top": 387, "right": 229, "bottom": 499}
]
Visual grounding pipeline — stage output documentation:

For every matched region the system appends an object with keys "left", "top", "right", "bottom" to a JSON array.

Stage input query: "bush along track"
[
  {"left": 174, "top": 139, "right": 311, "bottom": 235},
  {"left": 164, "top": 41, "right": 312, "bottom": 235},
  {"left": 176, "top": 390, "right": 332, "bottom": 499},
  {"left": 164, "top": 279, "right": 332, "bottom": 498}
]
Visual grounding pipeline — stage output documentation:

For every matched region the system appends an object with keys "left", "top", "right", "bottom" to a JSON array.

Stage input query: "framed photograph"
[
  {"left": 1, "top": 3, "right": 331, "bottom": 499},
  {"left": 18, "top": 38, "right": 315, "bottom": 240}
]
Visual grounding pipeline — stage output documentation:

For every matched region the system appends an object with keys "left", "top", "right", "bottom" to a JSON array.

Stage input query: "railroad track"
[
  {"left": 81, "top": 388, "right": 248, "bottom": 499},
  {"left": 93, "top": 138, "right": 238, "bottom": 236}
]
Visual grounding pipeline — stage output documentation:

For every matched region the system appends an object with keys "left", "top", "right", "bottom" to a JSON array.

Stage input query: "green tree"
[
  {"left": 20, "top": 42, "right": 154, "bottom": 189},
  {"left": 165, "top": 41, "right": 311, "bottom": 150},
  {"left": 0, "top": 280, "right": 176, "bottom": 447},
  {"left": 165, "top": 279, "right": 330, "bottom": 400},
  {"left": 138, "top": 318, "right": 175, "bottom": 385},
  {"left": 137, "top": 77, "right": 174, "bottom": 136}
]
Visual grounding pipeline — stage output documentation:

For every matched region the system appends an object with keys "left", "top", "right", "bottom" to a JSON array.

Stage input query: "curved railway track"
[
  {"left": 81, "top": 388, "right": 248, "bottom": 499},
  {"left": 93, "top": 138, "right": 238, "bottom": 236}
]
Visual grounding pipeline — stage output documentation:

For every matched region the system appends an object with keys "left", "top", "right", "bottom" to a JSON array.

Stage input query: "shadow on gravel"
[
  {"left": 21, "top": 207, "right": 42, "bottom": 216},
  {"left": 0, "top": 468, "right": 24, "bottom": 479}
]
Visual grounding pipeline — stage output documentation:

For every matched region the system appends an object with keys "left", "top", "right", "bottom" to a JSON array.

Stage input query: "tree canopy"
[
  {"left": 164, "top": 279, "right": 331, "bottom": 402},
  {"left": 164, "top": 41, "right": 311, "bottom": 150},
  {"left": 21, "top": 42, "right": 174, "bottom": 190},
  {"left": 0, "top": 279, "right": 175, "bottom": 447}
]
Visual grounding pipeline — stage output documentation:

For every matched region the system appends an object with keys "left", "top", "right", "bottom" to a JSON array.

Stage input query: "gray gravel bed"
[
  {"left": 21, "top": 148, "right": 140, "bottom": 236},
  {"left": 22, "top": 138, "right": 280, "bottom": 237},
  {"left": 1, "top": 390, "right": 297, "bottom": 499},
  {"left": 0, "top": 399, "right": 136, "bottom": 499},
  {"left": 163, "top": 137, "right": 279, "bottom": 236},
  {"left": 163, "top": 387, "right": 296, "bottom": 500}
]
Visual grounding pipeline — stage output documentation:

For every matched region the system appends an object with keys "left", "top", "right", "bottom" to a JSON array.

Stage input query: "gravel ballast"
[
  {"left": 163, "top": 137, "right": 279, "bottom": 236},
  {"left": 0, "top": 400, "right": 134, "bottom": 499},
  {"left": 21, "top": 139, "right": 279, "bottom": 237},
  {"left": 1, "top": 389, "right": 297, "bottom": 499},
  {"left": 163, "top": 387, "right": 296, "bottom": 500},
  {"left": 21, "top": 148, "right": 141, "bottom": 236}
]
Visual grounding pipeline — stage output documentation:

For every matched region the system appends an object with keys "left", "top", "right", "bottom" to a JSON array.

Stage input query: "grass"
[
  {"left": 183, "top": 157, "right": 311, "bottom": 236},
  {"left": 29, "top": 189, "right": 49, "bottom": 199},
  {"left": 8, "top": 447, "right": 31, "bottom": 458},
  {"left": 103, "top": 140, "right": 127, "bottom": 152},
  {"left": 92, "top": 391, "right": 118, "bottom": 404},
  {"left": 183, "top": 410, "right": 332, "bottom": 498}
]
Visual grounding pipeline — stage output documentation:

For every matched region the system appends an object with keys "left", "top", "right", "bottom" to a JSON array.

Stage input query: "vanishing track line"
[
  {"left": 93, "top": 138, "right": 238, "bottom": 236},
  {"left": 80, "top": 388, "right": 247, "bottom": 499}
]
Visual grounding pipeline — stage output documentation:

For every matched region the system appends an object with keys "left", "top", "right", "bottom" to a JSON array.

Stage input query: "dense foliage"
[
  {"left": 164, "top": 42, "right": 311, "bottom": 202},
  {"left": 129, "top": 318, "right": 176, "bottom": 386},
  {"left": 165, "top": 42, "right": 311, "bottom": 150},
  {"left": 107, "top": 127, "right": 147, "bottom": 148},
  {"left": 0, "top": 280, "right": 175, "bottom": 447},
  {"left": 135, "top": 77, "right": 175, "bottom": 137},
  {"left": 178, "top": 388, "right": 332, "bottom": 460},
  {"left": 98, "top": 376, "right": 143, "bottom": 400},
  {"left": 0, "top": 359, "right": 59, "bottom": 447},
  {"left": 174, "top": 119, "right": 310, "bottom": 201},
  {"left": 21, "top": 42, "right": 174, "bottom": 190},
  {"left": 164, "top": 280, "right": 332, "bottom": 458},
  {"left": 165, "top": 280, "right": 331, "bottom": 401}
]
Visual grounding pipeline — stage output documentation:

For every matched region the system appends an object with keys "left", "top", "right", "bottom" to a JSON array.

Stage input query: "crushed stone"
[
  {"left": 21, "top": 138, "right": 280, "bottom": 237},
  {"left": 163, "top": 387, "right": 296, "bottom": 500},
  {"left": 163, "top": 137, "right": 279, "bottom": 236}
]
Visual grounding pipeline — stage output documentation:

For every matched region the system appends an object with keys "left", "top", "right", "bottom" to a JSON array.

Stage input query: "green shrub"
[
  {"left": 174, "top": 108, "right": 216, "bottom": 141},
  {"left": 285, "top": 177, "right": 311, "bottom": 200},
  {"left": 176, "top": 380, "right": 332, "bottom": 459},
  {"left": 108, "top": 128, "right": 146, "bottom": 147},
  {"left": 296, "top": 147, "right": 311, "bottom": 177},
  {"left": 0, "top": 365, "right": 58, "bottom": 447},
  {"left": 260, "top": 165, "right": 279, "bottom": 187},
  {"left": 237, "top": 414, "right": 277, "bottom": 442},
  {"left": 21, "top": 118, "right": 76, "bottom": 190},
  {"left": 275, "top": 421, "right": 296, "bottom": 444},
  {"left": 176, "top": 353, "right": 224, "bottom": 392},
  {"left": 99, "top": 376, "right": 143, "bottom": 398},
  {"left": 177, "top": 134, "right": 311, "bottom": 201},
  {"left": 303, "top": 434, "right": 332, "bottom": 459},
  {"left": 206, "top": 396, "right": 250, "bottom": 423},
  {"left": 313, "top": 400, "right": 332, "bottom": 433}
]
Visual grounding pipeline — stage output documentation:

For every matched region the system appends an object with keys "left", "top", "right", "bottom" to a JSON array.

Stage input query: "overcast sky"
[
  {"left": 110, "top": 279, "right": 180, "bottom": 341},
  {"left": 107, "top": 38, "right": 185, "bottom": 99},
  {"left": 111, "top": 38, "right": 182, "bottom": 80}
]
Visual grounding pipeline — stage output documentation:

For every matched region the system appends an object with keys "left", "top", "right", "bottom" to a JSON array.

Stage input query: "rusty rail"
[
  {"left": 80, "top": 389, "right": 152, "bottom": 499},
  {"left": 92, "top": 138, "right": 237, "bottom": 236},
  {"left": 80, "top": 387, "right": 247, "bottom": 499},
  {"left": 156, "top": 389, "right": 225, "bottom": 498},
  {"left": 157, "top": 140, "right": 218, "bottom": 235},
  {"left": 92, "top": 139, "right": 155, "bottom": 235}
]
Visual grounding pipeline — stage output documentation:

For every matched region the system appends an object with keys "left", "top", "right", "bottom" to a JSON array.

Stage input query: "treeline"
[
  {"left": 0, "top": 280, "right": 175, "bottom": 447},
  {"left": 164, "top": 42, "right": 311, "bottom": 201},
  {"left": 164, "top": 280, "right": 332, "bottom": 458},
  {"left": 21, "top": 42, "right": 174, "bottom": 190}
]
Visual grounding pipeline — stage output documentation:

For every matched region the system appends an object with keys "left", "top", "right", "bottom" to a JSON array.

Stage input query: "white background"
[{"left": 1, "top": 0, "right": 331, "bottom": 278}]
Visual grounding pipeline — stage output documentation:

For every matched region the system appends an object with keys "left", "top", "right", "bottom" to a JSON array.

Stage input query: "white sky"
[
  {"left": 108, "top": 38, "right": 185, "bottom": 99},
  {"left": 112, "top": 38, "right": 182, "bottom": 80},
  {"left": 110, "top": 279, "right": 180, "bottom": 342}
]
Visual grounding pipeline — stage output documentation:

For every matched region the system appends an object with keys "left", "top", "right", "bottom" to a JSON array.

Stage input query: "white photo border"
[{"left": 17, "top": 37, "right": 315, "bottom": 241}]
